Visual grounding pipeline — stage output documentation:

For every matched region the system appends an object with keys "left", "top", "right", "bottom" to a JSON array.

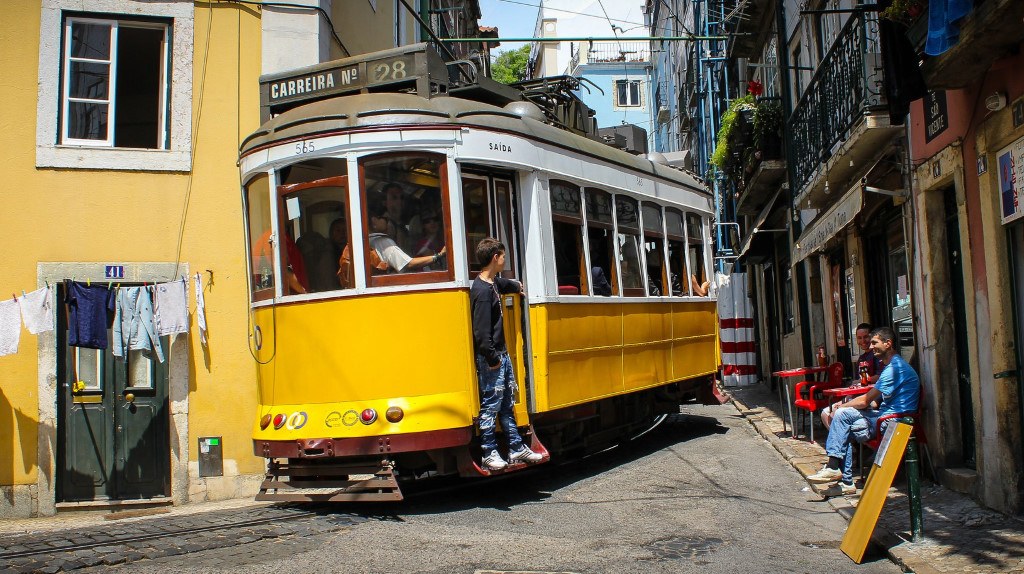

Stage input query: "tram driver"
[{"left": 367, "top": 197, "right": 445, "bottom": 273}]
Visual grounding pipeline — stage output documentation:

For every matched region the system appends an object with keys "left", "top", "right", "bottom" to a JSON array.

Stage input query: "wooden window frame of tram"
[
  {"left": 245, "top": 172, "right": 276, "bottom": 303},
  {"left": 276, "top": 174, "right": 354, "bottom": 297},
  {"left": 550, "top": 179, "right": 590, "bottom": 297},
  {"left": 584, "top": 187, "right": 620, "bottom": 297},
  {"left": 358, "top": 152, "right": 456, "bottom": 288}
]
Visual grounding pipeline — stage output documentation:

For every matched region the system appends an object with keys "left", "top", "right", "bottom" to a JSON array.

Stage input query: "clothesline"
[{"left": 0, "top": 273, "right": 209, "bottom": 360}]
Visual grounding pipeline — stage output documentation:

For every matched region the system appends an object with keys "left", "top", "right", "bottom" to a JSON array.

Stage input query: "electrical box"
[{"left": 198, "top": 436, "right": 223, "bottom": 478}]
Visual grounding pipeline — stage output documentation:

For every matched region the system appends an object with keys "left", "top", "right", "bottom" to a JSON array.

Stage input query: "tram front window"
[
  {"left": 665, "top": 208, "right": 687, "bottom": 297},
  {"left": 550, "top": 181, "right": 586, "bottom": 295},
  {"left": 616, "top": 195, "right": 644, "bottom": 297},
  {"left": 642, "top": 202, "right": 667, "bottom": 297},
  {"left": 585, "top": 188, "right": 616, "bottom": 296},
  {"left": 245, "top": 173, "right": 274, "bottom": 302},
  {"left": 359, "top": 153, "right": 452, "bottom": 287}
]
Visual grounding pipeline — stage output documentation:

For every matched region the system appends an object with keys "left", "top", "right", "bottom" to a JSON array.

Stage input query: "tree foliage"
[{"left": 490, "top": 46, "right": 530, "bottom": 85}]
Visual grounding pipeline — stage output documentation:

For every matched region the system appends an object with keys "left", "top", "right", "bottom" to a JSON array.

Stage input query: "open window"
[
  {"left": 616, "top": 195, "right": 645, "bottom": 297},
  {"left": 642, "top": 202, "right": 667, "bottom": 297},
  {"left": 585, "top": 188, "right": 617, "bottom": 296},
  {"left": 550, "top": 181, "right": 587, "bottom": 296},
  {"left": 245, "top": 173, "right": 274, "bottom": 302},
  {"left": 687, "top": 212, "right": 709, "bottom": 297},
  {"left": 665, "top": 207, "right": 687, "bottom": 297},
  {"left": 359, "top": 153, "right": 453, "bottom": 288}
]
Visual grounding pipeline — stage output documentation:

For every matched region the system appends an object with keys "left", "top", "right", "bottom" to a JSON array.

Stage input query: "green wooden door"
[{"left": 58, "top": 301, "right": 170, "bottom": 502}]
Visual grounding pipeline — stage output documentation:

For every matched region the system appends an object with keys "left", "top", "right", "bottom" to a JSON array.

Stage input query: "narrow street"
[{"left": 2, "top": 404, "right": 898, "bottom": 574}]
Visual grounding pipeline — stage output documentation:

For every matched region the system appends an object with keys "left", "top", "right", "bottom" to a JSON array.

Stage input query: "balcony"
[
  {"left": 788, "top": 12, "right": 902, "bottom": 208},
  {"left": 920, "top": 0, "right": 1024, "bottom": 89}
]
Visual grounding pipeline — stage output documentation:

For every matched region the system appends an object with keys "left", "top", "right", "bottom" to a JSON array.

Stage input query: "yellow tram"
[{"left": 239, "top": 44, "right": 722, "bottom": 501}]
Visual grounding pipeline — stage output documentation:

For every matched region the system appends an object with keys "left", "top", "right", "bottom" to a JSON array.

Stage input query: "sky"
[{"left": 478, "top": 0, "right": 540, "bottom": 56}]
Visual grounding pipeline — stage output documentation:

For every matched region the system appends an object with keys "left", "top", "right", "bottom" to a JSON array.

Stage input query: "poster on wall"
[
  {"left": 845, "top": 268, "right": 857, "bottom": 355},
  {"left": 998, "top": 136, "right": 1024, "bottom": 225}
]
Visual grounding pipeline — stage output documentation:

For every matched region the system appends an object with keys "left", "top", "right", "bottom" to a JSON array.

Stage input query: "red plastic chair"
[{"left": 792, "top": 362, "right": 844, "bottom": 442}]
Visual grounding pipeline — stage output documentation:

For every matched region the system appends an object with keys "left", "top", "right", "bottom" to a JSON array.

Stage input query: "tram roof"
[{"left": 239, "top": 93, "right": 710, "bottom": 197}]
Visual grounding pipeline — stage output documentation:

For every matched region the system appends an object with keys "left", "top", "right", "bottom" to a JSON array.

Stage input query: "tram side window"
[
  {"left": 359, "top": 153, "right": 452, "bottom": 287},
  {"left": 665, "top": 208, "right": 687, "bottom": 297},
  {"left": 687, "top": 212, "right": 710, "bottom": 297},
  {"left": 550, "top": 181, "right": 587, "bottom": 295},
  {"left": 616, "top": 195, "right": 645, "bottom": 297},
  {"left": 585, "top": 188, "right": 617, "bottom": 296},
  {"left": 246, "top": 173, "right": 274, "bottom": 301},
  {"left": 642, "top": 202, "right": 667, "bottom": 297},
  {"left": 462, "top": 175, "right": 519, "bottom": 279},
  {"left": 277, "top": 159, "right": 350, "bottom": 295}
]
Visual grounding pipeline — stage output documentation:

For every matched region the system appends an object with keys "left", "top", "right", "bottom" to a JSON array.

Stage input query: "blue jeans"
[
  {"left": 476, "top": 353, "right": 525, "bottom": 454},
  {"left": 825, "top": 406, "right": 881, "bottom": 484}
]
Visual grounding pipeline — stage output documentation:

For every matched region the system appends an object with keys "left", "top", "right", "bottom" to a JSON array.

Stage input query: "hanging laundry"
[
  {"left": 194, "top": 273, "right": 208, "bottom": 346},
  {"left": 65, "top": 281, "right": 114, "bottom": 349},
  {"left": 0, "top": 299, "right": 21, "bottom": 356},
  {"left": 153, "top": 279, "right": 189, "bottom": 337},
  {"left": 113, "top": 287, "right": 164, "bottom": 363},
  {"left": 925, "top": 0, "right": 974, "bottom": 56},
  {"left": 19, "top": 285, "right": 55, "bottom": 335}
]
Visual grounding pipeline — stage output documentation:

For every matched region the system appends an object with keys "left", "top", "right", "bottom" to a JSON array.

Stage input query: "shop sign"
[
  {"left": 924, "top": 91, "right": 948, "bottom": 143},
  {"left": 794, "top": 184, "right": 863, "bottom": 262},
  {"left": 997, "top": 135, "right": 1024, "bottom": 225}
]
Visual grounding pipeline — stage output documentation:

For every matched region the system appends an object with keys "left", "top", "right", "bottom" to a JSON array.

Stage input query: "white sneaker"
[
  {"left": 822, "top": 481, "right": 857, "bottom": 497},
  {"left": 508, "top": 445, "right": 543, "bottom": 464},
  {"left": 806, "top": 466, "right": 843, "bottom": 483},
  {"left": 481, "top": 450, "right": 507, "bottom": 470}
]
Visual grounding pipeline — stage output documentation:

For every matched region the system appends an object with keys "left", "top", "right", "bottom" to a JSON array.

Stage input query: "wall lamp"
[{"left": 861, "top": 179, "right": 908, "bottom": 198}]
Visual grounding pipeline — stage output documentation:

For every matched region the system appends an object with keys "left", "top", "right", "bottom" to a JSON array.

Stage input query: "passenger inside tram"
[
  {"left": 413, "top": 208, "right": 447, "bottom": 271},
  {"left": 367, "top": 197, "right": 446, "bottom": 273}
]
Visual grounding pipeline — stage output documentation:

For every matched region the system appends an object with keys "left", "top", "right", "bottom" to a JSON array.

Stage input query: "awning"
[
  {"left": 737, "top": 187, "right": 785, "bottom": 263},
  {"left": 794, "top": 182, "right": 864, "bottom": 262}
]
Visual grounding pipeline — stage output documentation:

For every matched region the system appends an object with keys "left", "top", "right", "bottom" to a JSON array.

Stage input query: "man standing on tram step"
[
  {"left": 806, "top": 326, "right": 920, "bottom": 495},
  {"left": 471, "top": 237, "right": 543, "bottom": 470}
]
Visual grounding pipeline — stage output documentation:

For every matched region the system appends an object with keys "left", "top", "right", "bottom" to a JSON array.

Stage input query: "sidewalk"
[{"left": 725, "top": 383, "right": 1024, "bottom": 574}]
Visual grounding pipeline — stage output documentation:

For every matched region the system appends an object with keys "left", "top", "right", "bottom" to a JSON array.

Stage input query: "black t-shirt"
[{"left": 470, "top": 276, "right": 520, "bottom": 367}]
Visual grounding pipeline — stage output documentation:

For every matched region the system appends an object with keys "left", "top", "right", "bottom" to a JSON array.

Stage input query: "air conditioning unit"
[{"left": 657, "top": 106, "right": 670, "bottom": 124}]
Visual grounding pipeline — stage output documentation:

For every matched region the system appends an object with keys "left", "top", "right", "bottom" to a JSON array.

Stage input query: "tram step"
[{"left": 256, "top": 462, "right": 402, "bottom": 502}]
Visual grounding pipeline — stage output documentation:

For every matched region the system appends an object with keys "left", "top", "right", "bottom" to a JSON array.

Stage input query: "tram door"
[
  {"left": 57, "top": 295, "right": 171, "bottom": 502},
  {"left": 461, "top": 170, "right": 530, "bottom": 419}
]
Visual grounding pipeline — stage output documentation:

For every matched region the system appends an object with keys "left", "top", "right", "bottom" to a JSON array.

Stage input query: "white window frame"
[
  {"left": 614, "top": 79, "right": 643, "bottom": 108},
  {"left": 61, "top": 17, "right": 170, "bottom": 149},
  {"left": 37, "top": 0, "right": 193, "bottom": 171}
]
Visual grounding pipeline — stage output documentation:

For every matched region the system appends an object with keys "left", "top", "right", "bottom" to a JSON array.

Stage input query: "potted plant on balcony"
[
  {"left": 753, "top": 98, "right": 783, "bottom": 161},
  {"left": 880, "top": 0, "right": 925, "bottom": 24},
  {"left": 710, "top": 94, "right": 756, "bottom": 173}
]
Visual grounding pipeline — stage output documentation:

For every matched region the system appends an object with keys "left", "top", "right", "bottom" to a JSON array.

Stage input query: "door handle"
[{"left": 124, "top": 392, "right": 135, "bottom": 403}]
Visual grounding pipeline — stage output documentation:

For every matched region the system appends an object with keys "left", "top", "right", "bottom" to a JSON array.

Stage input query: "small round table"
[{"left": 771, "top": 366, "right": 827, "bottom": 435}]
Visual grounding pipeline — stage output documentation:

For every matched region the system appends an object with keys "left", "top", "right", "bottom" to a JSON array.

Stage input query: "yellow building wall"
[
  {"left": 332, "top": 0, "right": 419, "bottom": 57},
  {"left": 0, "top": 3, "right": 264, "bottom": 493}
]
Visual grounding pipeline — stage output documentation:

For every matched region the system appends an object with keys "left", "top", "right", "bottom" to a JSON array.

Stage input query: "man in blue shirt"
[{"left": 807, "top": 326, "right": 920, "bottom": 493}]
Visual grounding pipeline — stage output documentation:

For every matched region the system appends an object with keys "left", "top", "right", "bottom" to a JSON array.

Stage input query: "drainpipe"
[{"left": 775, "top": 0, "right": 813, "bottom": 367}]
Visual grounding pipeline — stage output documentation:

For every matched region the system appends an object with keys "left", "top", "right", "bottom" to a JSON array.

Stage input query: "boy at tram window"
[{"left": 470, "top": 237, "right": 543, "bottom": 470}]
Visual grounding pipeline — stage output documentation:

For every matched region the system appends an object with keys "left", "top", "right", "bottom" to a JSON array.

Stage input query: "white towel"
[
  {"left": 194, "top": 273, "right": 208, "bottom": 346},
  {"left": 19, "top": 286, "right": 55, "bottom": 334},
  {"left": 153, "top": 280, "right": 189, "bottom": 336},
  {"left": 0, "top": 299, "right": 21, "bottom": 356}
]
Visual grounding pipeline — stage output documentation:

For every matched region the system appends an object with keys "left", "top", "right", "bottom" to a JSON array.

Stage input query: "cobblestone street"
[{"left": 0, "top": 404, "right": 899, "bottom": 574}]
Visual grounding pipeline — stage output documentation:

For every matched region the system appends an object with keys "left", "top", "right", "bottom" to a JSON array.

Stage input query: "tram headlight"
[
  {"left": 273, "top": 413, "right": 287, "bottom": 429},
  {"left": 385, "top": 406, "right": 404, "bottom": 423},
  {"left": 259, "top": 414, "right": 272, "bottom": 430},
  {"left": 360, "top": 408, "right": 378, "bottom": 425}
]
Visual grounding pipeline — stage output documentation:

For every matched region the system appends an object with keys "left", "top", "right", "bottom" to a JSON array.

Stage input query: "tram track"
[{"left": 0, "top": 505, "right": 347, "bottom": 562}]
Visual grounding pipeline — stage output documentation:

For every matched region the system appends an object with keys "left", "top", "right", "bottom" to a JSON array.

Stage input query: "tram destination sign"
[{"left": 259, "top": 44, "right": 449, "bottom": 120}]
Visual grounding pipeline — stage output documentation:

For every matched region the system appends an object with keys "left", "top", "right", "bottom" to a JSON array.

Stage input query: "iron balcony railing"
[
  {"left": 585, "top": 40, "right": 651, "bottom": 63},
  {"left": 787, "top": 12, "right": 885, "bottom": 195}
]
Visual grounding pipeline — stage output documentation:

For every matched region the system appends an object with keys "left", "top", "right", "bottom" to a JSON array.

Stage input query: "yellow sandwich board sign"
[{"left": 840, "top": 421, "right": 913, "bottom": 563}]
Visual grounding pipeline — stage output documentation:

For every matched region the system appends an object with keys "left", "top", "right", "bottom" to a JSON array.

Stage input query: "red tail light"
[
  {"left": 360, "top": 408, "right": 377, "bottom": 424},
  {"left": 273, "top": 413, "right": 286, "bottom": 429},
  {"left": 259, "top": 414, "right": 272, "bottom": 430}
]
